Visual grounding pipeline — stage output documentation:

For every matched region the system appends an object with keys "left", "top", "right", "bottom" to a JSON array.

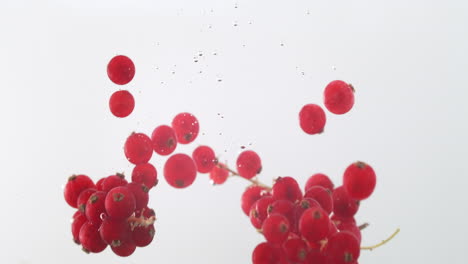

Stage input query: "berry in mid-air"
[
  {"left": 171, "top": 112, "right": 199, "bottom": 144},
  {"left": 323, "top": 80, "right": 355, "bottom": 115},
  {"left": 236, "top": 150, "right": 262, "bottom": 179},
  {"left": 124, "top": 132, "right": 153, "bottom": 165},
  {"left": 109, "top": 90, "right": 135, "bottom": 118},
  {"left": 343, "top": 161, "right": 376, "bottom": 200},
  {"left": 107, "top": 55, "right": 135, "bottom": 85},
  {"left": 299, "top": 104, "right": 326, "bottom": 135},
  {"left": 192, "top": 145, "right": 217, "bottom": 173},
  {"left": 163, "top": 153, "right": 197, "bottom": 188},
  {"left": 151, "top": 125, "right": 177, "bottom": 156}
]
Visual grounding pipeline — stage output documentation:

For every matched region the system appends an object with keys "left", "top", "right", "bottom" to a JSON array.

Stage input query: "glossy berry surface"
[
  {"left": 252, "top": 242, "right": 286, "bottom": 264},
  {"left": 105, "top": 186, "right": 136, "bottom": 219},
  {"left": 85, "top": 191, "right": 107, "bottom": 225},
  {"left": 332, "top": 186, "right": 359, "bottom": 218},
  {"left": 262, "top": 214, "right": 290, "bottom": 244},
  {"left": 343, "top": 161, "right": 376, "bottom": 200},
  {"left": 171, "top": 112, "right": 199, "bottom": 144},
  {"left": 192, "top": 145, "right": 217, "bottom": 173},
  {"left": 101, "top": 173, "right": 127, "bottom": 192},
  {"left": 132, "top": 224, "right": 155, "bottom": 247},
  {"left": 124, "top": 132, "right": 153, "bottom": 165},
  {"left": 209, "top": 163, "right": 230, "bottom": 185},
  {"left": 107, "top": 55, "right": 135, "bottom": 85},
  {"left": 79, "top": 221, "right": 107, "bottom": 253},
  {"left": 271, "top": 176, "right": 303, "bottom": 203},
  {"left": 64, "top": 174, "right": 95, "bottom": 208},
  {"left": 236, "top": 150, "right": 262, "bottom": 179},
  {"left": 111, "top": 240, "right": 137, "bottom": 257},
  {"left": 151, "top": 125, "right": 177, "bottom": 156},
  {"left": 109, "top": 90, "right": 135, "bottom": 118},
  {"left": 163, "top": 153, "right": 197, "bottom": 188},
  {"left": 299, "top": 104, "right": 326, "bottom": 135},
  {"left": 99, "top": 218, "right": 131, "bottom": 246},
  {"left": 305, "top": 173, "right": 334, "bottom": 192},
  {"left": 324, "top": 80, "right": 355, "bottom": 115},
  {"left": 241, "top": 185, "right": 267, "bottom": 216},
  {"left": 304, "top": 186, "right": 333, "bottom": 215},
  {"left": 132, "top": 163, "right": 158, "bottom": 189},
  {"left": 299, "top": 207, "right": 329, "bottom": 242},
  {"left": 325, "top": 231, "right": 360, "bottom": 264}
]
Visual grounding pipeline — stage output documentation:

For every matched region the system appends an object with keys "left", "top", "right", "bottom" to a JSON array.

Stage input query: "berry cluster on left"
[{"left": 64, "top": 173, "right": 156, "bottom": 256}]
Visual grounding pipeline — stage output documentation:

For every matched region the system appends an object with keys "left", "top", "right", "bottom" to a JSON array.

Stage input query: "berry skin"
[
  {"left": 241, "top": 185, "right": 268, "bottom": 216},
  {"left": 267, "top": 200, "right": 296, "bottom": 231},
  {"left": 109, "top": 90, "right": 135, "bottom": 118},
  {"left": 305, "top": 173, "right": 334, "bottom": 192},
  {"left": 283, "top": 237, "right": 308, "bottom": 263},
  {"left": 71, "top": 212, "right": 87, "bottom": 244},
  {"left": 124, "top": 132, "right": 153, "bottom": 165},
  {"left": 105, "top": 186, "right": 136, "bottom": 219},
  {"left": 343, "top": 161, "right": 376, "bottom": 200},
  {"left": 171, "top": 112, "right": 199, "bottom": 144},
  {"left": 101, "top": 173, "right": 128, "bottom": 192},
  {"left": 192, "top": 145, "right": 217, "bottom": 173},
  {"left": 132, "top": 163, "right": 158, "bottom": 189},
  {"left": 126, "top": 182, "right": 149, "bottom": 211},
  {"left": 111, "top": 240, "right": 137, "bottom": 257},
  {"left": 252, "top": 242, "right": 287, "bottom": 264},
  {"left": 132, "top": 224, "right": 155, "bottom": 247},
  {"left": 271, "top": 177, "right": 303, "bottom": 203},
  {"left": 236, "top": 150, "right": 262, "bottom": 179},
  {"left": 64, "top": 174, "right": 95, "bottom": 208},
  {"left": 299, "top": 207, "right": 330, "bottom": 243},
  {"left": 332, "top": 186, "right": 360, "bottom": 218},
  {"left": 79, "top": 222, "right": 107, "bottom": 253},
  {"left": 99, "top": 218, "right": 131, "bottom": 246},
  {"left": 323, "top": 80, "right": 355, "bottom": 115},
  {"left": 151, "top": 125, "right": 177, "bottom": 156},
  {"left": 209, "top": 163, "right": 230, "bottom": 185},
  {"left": 76, "top": 188, "right": 97, "bottom": 214},
  {"left": 107, "top": 55, "right": 135, "bottom": 85},
  {"left": 85, "top": 191, "right": 107, "bottom": 225},
  {"left": 163, "top": 153, "right": 197, "bottom": 188},
  {"left": 250, "top": 196, "right": 275, "bottom": 229},
  {"left": 325, "top": 231, "right": 360, "bottom": 264},
  {"left": 299, "top": 104, "right": 326, "bottom": 135},
  {"left": 304, "top": 186, "right": 333, "bottom": 215},
  {"left": 95, "top": 177, "right": 106, "bottom": 191},
  {"left": 262, "top": 214, "right": 290, "bottom": 244}
]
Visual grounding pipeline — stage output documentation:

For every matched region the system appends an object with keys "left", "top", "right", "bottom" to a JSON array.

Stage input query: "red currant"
[
  {"left": 325, "top": 231, "right": 360, "bottom": 264},
  {"left": 71, "top": 212, "right": 87, "bottom": 244},
  {"left": 107, "top": 55, "right": 135, "bottom": 85},
  {"left": 209, "top": 163, "right": 230, "bottom": 185},
  {"left": 105, "top": 186, "right": 136, "bottom": 219},
  {"left": 241, "top": 185, "right": 268, "bottom": 216},
  {"left": 192, "top": 145, "right": 217, "bottom": 173},
  {"left": 323, "top": 80, "right": 355, "bottom": 115},
  {"left": 304, "top": 186, "right": 333, "bottom": 215},
  {"left": 262, "top": 214, "right": 290, "bottom": 244},
  {"left": 132, "top": 163, "right": 158, "bottom": 189},
  {"left": 151, "top": 125, "right": 177, "bottom": 156},
  {"left": 299, "top": 104, "right": 326, "bottom": 135},
  {"left": 271, "top": 176, "right": 303, "bottom": 203},
  {"left": 299, "top": 207, "right": 329, "bottom": 243},
  {"left": 124, "top": 132, "right": 153, "bottom": 165},
  {"left": 85, "top": 191, "right": 107, "bottom": 225},
  {"left": 101, "top": 173, "right": 127, "bottom": 192},
  {"left": 126, "top": 182, "right": 149, "bottom": 211},
  {"left": 305, "top": 173, "right": 334, "bottom": 192},
  {"left": 64, "top": 174, "right": 95, "bottom": 208},
  {"left": 79, "top": 221, "right": 107, "bottom": 253},
  {"left": 109, "top": 90, "right": 135, "bottom": 118},
  {"left": 132, "top": 224, "right": 155, "bottom": 247},
  {"left": 332, "top": 186, "right": 359, "bottom": 218},
  {"left": 76, "top": 188, "right": 97, "bottom": 214},
  {"left": 171, "top": 112, "right": 199, "bottom": 144},
  {"left": 236, "top": 150, "right": 262, "bottom": 179},
  {"left": 99, "top": 218, "right": 131, "bottom": 246},
  {"left": 163, "top": 153, "right": 197, "bottom": 188},
  {"left": 343, "top": 161, "right": 376, "bottom": 200}
]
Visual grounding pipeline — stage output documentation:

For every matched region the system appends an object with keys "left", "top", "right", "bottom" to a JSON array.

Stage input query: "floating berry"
[
  {"left": 124, "top": 132, "right": 153, "bottom": 165},
  {"left": 343, "top": 161, "right": 376, "bottom": 200},
  {"left": 79, "top": 221, "right": 107, "bottom": 253},
  {"left": 305, "top": 173, "right": 334, "bottom": 192},
  {"left": 64, "top": 174, "right": 95, "bottom": 208},
  {"left": 241, "top": 185, "right": 267, "bottom": 216},
  {"left": 209, "top": 163, "right": 230, "bottom": 185},
  {"left": 151, "top": 125, "right": 177, "bottom": 156},
  {"left": 323, "top": 80, "right": 355, "bottom": 115},
  {"left": 171, "top": 112, "right": 199, "bottom": 144},
  {"left": 109, "top": 90, "right": 135, "bottom": 118},
  {"left": 163, "top": 153, "right": 197, "bottom": 188},
  {"left": 299, "top": 104, "right": 326, "bottom": 135},
  {"left": 192, "top": 145, "right": 217, "bottom": 173},
  {"left": 236, "top": 150, "right": 262, "bottom": 179},
  {"left": 107, "top": 55, "right": 135, "bottom": 85},
  {"left": 271, "top": 177, "right": 303, "bottom": 203},
  {"left": 105, "top": 186, "right": 136, "bottom": 220},
  {"left": 132, "top": 163, "right": 158, "bottom": 189}
]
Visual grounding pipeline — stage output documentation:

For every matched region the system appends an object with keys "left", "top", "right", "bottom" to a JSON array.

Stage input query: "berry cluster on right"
[{"left": 244, "top": 162, "right": 376, "bottom": 264}]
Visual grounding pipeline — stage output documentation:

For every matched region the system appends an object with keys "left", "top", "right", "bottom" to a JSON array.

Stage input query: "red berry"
[
  {"left": 250, "top": 195, "right": 275, "bottom": 229},
  {"left": 343, "top": 161, "right": 376, "bottom": 200},
  {"left": 262, "top": 214, "right": 290, "bottom": 244},
  {"left": 101, "top": 173, "right": 127, "bottom": 192},
  {"left": 299, "top": 207, "right": 329, "bottom": 243},
  {"left": 99, "top": 218, "right": 131, "bottom": 246},
  {"left": 293, "top": 198, "right": 321, "bottom": 232},
  {"left": 299, "top": 104, "right": 326, "bottom": 135},
  {"left": 96, "top": 177, "right": 106, "bottom": 191},
  {"left": 151, "top": 125, "right": 177, "bottom": 156},
  {"left": 64, "top": 174, "right": 95, "bottom": 208},
  {"left": 267, "top": 200, "right": 296, "bottom": 231},
  {"left": 332, "top": 186, "right": 359, "bottom": 218},
  {"left": 323, "top": 80, "right": 355, "bottom": 115},
  {"left": 163, "top": 153, "right": 197, "bottom": 188},
  {"left": 325, "top": 231, "right": 360, "bottom": 264},
  {"left": 132, "top": 163, "right": 158, "bottom": 189},
  {"left": 111, "top": 240, "right": 137, "bottom": 257},
  {"left": 109, "top": 90, "right": 135, "bottom": 118},
  {"left": 105, "top": 186, "right": 136, "bottom": 219},
  {"left": 126, "top": 182, "right": 149, "bottom": 211},
  {"left": 304, "top": 186, "right": 333, "bottom": 215},
  {"left": 85, "top": 191, "right": 107, "bottom": 225},
  {"left": 252, "top": 242, "right": 287, "bottom": 264},
  {"left": 71, "top": 212, "right": 87, "bottom": 244},
  {"left": 241, "top": 185, "right": 268, "bottom": 216},
  {"left": 192, "top": 145, "right": 217, "bottom": 173},
  {"left": 305, "top": 173, "right": 334, "bottom": 192},
  {"left": 76, "top": 188, "right": 97, "bottom": 214},
  {"left": 107, "top": 55, "right": 135, "bottom": 85},
  {"left": 283, "top": 237, "right": 308, "bottom": 263},
  {"left": 171, "top": 112, "right": 199, "bottom": 144},
  {"left": 79, "top": 222, "right": 107, "bottom": 253},
  {"left": 209, "top": 163, "right": 230, "bottom": 185},
  {"left": 236, "top": 150, "right": 262, "bottom": 179},
  {"left": 132, "top": 224, "right": 155, "bottom": 247},
  {"left": 272, "top": 177, "right": 303, "bottom": 203},
  {"left": 124, "top": 132, "right": 153, "bottom": 165}
]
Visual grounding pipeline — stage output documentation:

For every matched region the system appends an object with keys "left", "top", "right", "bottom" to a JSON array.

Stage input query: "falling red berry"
[
  {"left": 109, "top": 90, "right": 135, "bottom": 118},
  {"left": 299, "top": 104, "right": 326, "bottom": 135},
  {"left": 323, "top": 80, "right": 355, "bottom": 115},
  {"left": 107, "top": 55, "right": 135, "bottom": 85}
]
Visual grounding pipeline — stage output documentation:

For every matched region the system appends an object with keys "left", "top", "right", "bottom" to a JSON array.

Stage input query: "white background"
[{"left": 1, "top": 0, "right": 467, "bottom": 263}]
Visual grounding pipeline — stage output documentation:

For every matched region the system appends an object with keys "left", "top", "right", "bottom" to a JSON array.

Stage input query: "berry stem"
[
  {"left": 128, "top": 214, "right": 157, "bottom": 230},
  {"left": 216, "top": 163, "right": 272, "bottom": 190},
  {"left": 360, "top": 228, "right": 400, "bottom": 250},
  {"left": 358, "top": 223, "right": 369, "bottom": 230}
]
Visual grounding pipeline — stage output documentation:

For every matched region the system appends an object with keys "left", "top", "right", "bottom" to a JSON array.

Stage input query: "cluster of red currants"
[
  {"left": 241, "top": 162, "right": 376, "bottom": 264},
  {"left": 64, "top": 172, "right": 156, "bottom": 256}
]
